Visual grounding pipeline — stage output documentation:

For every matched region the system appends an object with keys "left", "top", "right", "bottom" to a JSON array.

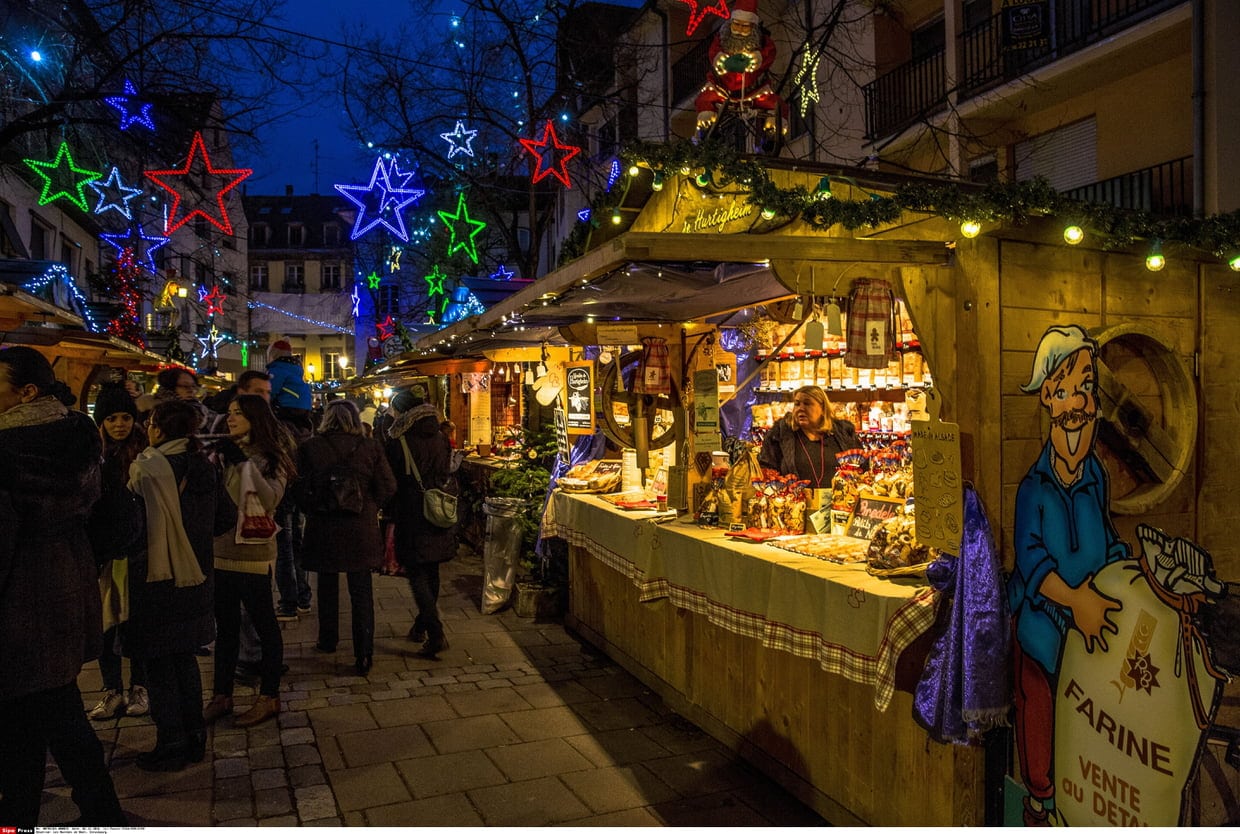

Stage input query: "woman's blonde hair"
[
  {"left": 318, "top": 400, "right": 363, "bottom": 435},
  {"left": 783, "top": 385, "right": 835, "bottom": 432}
]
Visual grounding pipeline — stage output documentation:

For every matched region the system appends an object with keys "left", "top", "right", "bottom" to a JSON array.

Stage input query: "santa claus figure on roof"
[{"left": 694, "top": 0, "right": 789, "bottom": 137}]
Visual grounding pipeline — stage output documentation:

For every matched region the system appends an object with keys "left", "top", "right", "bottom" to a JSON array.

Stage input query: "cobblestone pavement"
[{"left": 43, "top": 549, "right": 825, "bottom": 826}]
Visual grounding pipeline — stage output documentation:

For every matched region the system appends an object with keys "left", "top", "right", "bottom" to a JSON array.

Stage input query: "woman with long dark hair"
[
  {"left": 0, "top": 346, "right": 126, "bottom": 826},
  {"left": 203, "top": 394, "right": 296, "bottom": 728},
  {"left": 296, "top": 400, "right": 396, "bottom": 675},
  {"left": 126, "top": 399, "right": 216, "bottom": 771}
]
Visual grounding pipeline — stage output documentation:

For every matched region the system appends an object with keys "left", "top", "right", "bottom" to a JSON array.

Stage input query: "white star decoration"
[
  {"left": 793, "top": 48, "right": 821, "bottom": 117},
  {"left": 88, "top": 166, "right": 143, "bottom": 219},
  {"left": 440, "top": 120, "right": 478, "bottom": 159}
]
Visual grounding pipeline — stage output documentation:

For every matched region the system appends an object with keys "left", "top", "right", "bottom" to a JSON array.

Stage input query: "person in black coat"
[
  {"left": 0, "top": 346, "right": 126, "bottom": 827},
  {"left": 384, "top": 400, "right": 457, "bottom": 658},
  {"left": 757, "top": 385, "right": 861, "bottom": 488},
  {"left": 126, "top": 399, "right": 217, "bottom": 771},
  {"left": 295, "top": 401, "right": 397, "bottom": 675}
]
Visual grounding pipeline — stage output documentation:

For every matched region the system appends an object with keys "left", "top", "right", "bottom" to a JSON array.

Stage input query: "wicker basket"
[{"left": 865, "top": 560, "right": 932, "bottom": 579}]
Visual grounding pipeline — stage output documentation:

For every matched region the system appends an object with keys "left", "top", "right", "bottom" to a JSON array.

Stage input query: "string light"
[
  {"left": 1230, "top": 254, "right": 1240, "bottom": 272},
  {"left": 334, "top": 157, "right": 424, "bottom": 242},
  {"left": 677, "top": 0, "right": 729, "bottom": 36},
  {"left": 88, "top": 167, "right": 143, "bottom": 219},
  {"left": 440, "top": 120, "right": 478, "bottom": 158},
  {"left": 760, "top": 207, "right": 776, "bottom": 220},
  {"left": 21, "top": 264, "right": 98, "bottom": 331},
  {"left": 652, "top": 172, "right": 664, "bottom": 191},
  {"left": 246, "top": 299, "right": 352, "bottom": 334},
  {"left": 792, "top": 48, "right": 821, "bottom": 118},
  {"left": 1145, "top": 240, "right": 1166, "bottom": 272},
  {"left": 960, "top": 219, "right": 982, "bottom": 238},
  {"left": 1063, "top": 224, "right": 1085, "bottom": 245},
  {"left": 611, "top": 208, "right": 622, "bottom": 225},
  {"left": 519, "top": 120, "right": 582, "bottom": 188}
]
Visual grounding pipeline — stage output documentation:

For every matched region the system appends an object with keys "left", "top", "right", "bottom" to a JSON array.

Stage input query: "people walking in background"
[
  {"left": 126, "top": 399, "right": 216, "bottom": 772},
  {"left": 265, "top": 339, "right": 314, "bottom": 621},
  {"left": 0, "top": 347, "right": 126, "bottom": 827},
  {"left": 203, "top": 394, "right": 296, "bottom": 728},
  {"left": 154, "top": 367, "right": 212, "bottom": 430},
  {"left": 385, "top": 399, "right": 458, "bottom": 660},
  {"left": 295, "top": 401, "right": 397, "bottom": 676},
  {"left": 86, "top": 385, "right": 150, "bottom": 721}
]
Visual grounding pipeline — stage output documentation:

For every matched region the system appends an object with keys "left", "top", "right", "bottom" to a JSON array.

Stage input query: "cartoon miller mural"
[{"left": 1008, "top": 324, "right": 1230, "bottom": 826}]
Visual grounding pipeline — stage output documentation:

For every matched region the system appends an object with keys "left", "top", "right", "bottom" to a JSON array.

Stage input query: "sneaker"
[
  {"left": 87, "top": 690, "right": 126, "bottom": 721},
  {"left": 125, "top": 685, "right": 150, "bottom": 717},
  {"left": 275, "top": 608, "right": 299, "bottom": 622}
]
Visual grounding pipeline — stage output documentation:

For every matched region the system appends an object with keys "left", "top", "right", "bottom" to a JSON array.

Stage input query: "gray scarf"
[{"left": 0, "top": 396, "right": 67, "bottom": 431}]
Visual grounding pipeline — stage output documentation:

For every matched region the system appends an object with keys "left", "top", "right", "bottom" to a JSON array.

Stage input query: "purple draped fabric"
[{"left": 913, "top": 484, "right": 1011, "bottom": 743}]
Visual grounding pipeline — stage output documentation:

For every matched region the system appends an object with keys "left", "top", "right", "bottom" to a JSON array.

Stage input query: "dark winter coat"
[
  {"left": 384, "top": 411, "right": 457, "bottom": 567},
  {"left": 125, "top": 451, "right": 217, "bottom": 658},
  {"left": 0, "top": 409, "right": 103, "bottom": 699},
  {"left": 296, "top": 431, "right": 397, "bottom": 573}
]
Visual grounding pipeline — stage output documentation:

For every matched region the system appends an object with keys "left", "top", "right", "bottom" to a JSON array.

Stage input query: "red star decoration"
[
  {"left": 678, "top": 0, "right": 729, "bottom": 36},
  {"left": 203, "top": 286, "right": 227, "bottom": 317},
  {"left": 145, "top": 131, "right": 252, "bottom": 236},
  {"left": 376, "top": 315, "right": 396, "bottom": 341},
  {"left": 519, "top": 120, "right": 582, "bottom": 189}
]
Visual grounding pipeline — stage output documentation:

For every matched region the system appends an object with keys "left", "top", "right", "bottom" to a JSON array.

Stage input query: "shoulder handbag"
[{"left": 399, "top": 436, "right": 458, "bottom": 529}]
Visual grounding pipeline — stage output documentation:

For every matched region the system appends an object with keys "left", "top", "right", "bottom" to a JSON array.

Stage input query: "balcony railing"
[
  {"left": 1062, "top": 156, "right": 1193, "bottom": 216},
  {"left": 671, "top": 38, "right": 711, "bottom": 106},
  {"left": 865, "top": 0, "right": 1184, "bottom": 140}
]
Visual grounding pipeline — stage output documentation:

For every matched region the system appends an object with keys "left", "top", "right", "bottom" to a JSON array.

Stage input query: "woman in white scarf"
[{"left": 125, "top": 400, "right": 216, "bottom": 772}]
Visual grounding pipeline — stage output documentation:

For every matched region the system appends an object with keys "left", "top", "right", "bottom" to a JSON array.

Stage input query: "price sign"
[
  {"left": 564, "top": 361, "right": 594, "bottom": 435},
  {"left": 845, "top": 492, "right": 903, "bottom": 540}
]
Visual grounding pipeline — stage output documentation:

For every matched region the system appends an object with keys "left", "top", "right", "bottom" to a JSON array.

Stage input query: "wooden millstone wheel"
[
  {"left": 1087, "top": 322, "right": 1198, "bottom": 515},
  {"left": 596, "top": 351, "right": 679, "bottom": 451}
]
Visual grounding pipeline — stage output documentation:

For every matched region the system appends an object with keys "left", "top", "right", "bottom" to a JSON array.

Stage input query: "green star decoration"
[
  {"left": 367, "top": 271, "right": 381, "bottom": 290},
  {"left": 437, "top": 192, "right": 487, "bottom": 264},
  {"left": 24, "top": 141, "right": 101, "bottom": 211},
  {"left": 424, "top": 265, "right": 447, "bottom": 297}
]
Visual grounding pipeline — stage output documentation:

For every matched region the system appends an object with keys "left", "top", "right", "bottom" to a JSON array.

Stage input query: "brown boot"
[
  {"left": 234, "top": 695, "right": 280, "bottom": 727},
  {"left": 202, "top": 694, "right": 233, "bottom": 724}
]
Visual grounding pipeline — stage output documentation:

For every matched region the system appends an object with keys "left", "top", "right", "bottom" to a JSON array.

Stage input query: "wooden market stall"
[{"left": 412, "top": 159, "right": 1238, "bottom": 825}]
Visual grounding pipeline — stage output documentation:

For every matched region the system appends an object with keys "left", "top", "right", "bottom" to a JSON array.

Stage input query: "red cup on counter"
[{"left": 656, "top": 494, "right": 668, "bottom": 512}]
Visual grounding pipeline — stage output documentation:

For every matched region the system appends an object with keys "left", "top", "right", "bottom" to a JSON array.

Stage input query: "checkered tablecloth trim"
[{"left": 561, "top": 524, "right": 940, "bottom": 712}]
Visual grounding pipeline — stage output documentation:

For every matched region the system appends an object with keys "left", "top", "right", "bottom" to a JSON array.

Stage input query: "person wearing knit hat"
[
  {"left": 267, "top": 340, "right": 293, "bottom": 363},
  {"left": 94, "top": 385, "right": 140, "bottom": 427},
  {"left": 264, "top": 339, "right": 312, "bottom": 413},
  {"left": 693, "top": 0, "right": 788, "bottom": 139}
]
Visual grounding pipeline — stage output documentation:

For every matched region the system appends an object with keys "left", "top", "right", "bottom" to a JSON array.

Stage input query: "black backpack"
[{"left": 296, "top": 437, "right": 365, "bottom": 516}]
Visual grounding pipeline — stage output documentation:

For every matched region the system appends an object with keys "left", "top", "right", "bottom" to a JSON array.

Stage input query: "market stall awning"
[
  {"left": 413, "top": 230, "right": 951, "bottom": 354},
  {"left": 0, "top": 283, "right": 85, "bottom": 334}
]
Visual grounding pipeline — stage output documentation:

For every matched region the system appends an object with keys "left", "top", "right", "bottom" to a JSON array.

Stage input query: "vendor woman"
[{"left": 758, "top": 385, "right": 860, "bottom": 487}]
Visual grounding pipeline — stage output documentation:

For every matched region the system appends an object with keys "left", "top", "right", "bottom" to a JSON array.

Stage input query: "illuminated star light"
[
  {"left": 334, "top": 157, "right": 424, "bottom": 242},
  {"left": 440, "top": 120, "right": 478, "bottom": 159},
  {"left": 99, "top": 223, "right": 169, "bottom": 274},
  {"left": 350, "top": 285, "right": 361, "bottom": 317},
  {"left": 88, "top": 166, "right": 143, "bottom": 219},
  {"left": 793, "top": 48, "right": 821, "bottom": 117},
  {"left": 376, "top": 315, "right": 396, "bottom": 341},
  {"left": 104, "top": 79, "right": 155, "bottom": 131},
  {"left": 197, "top": 284, "right": 209, "bottom": 303},
  {"left": 677, "top": 0, "right": 729, "bottom": 36},
  {"left": 437, "top": 192, "right": 487, "bottom": 264},
  {"left": 24, "top": 141, "right": 101, "bottom": 211},
  {"left": 366, "top": 271, "right": 382, "bottom": 290},
  {"left": 144, "top": 131, "right": 252, "bottom": 235},
  {"left": 204, "top": 286, "right": 227, "bottom": 316},
  {"left": 197, "top": 325, "right": 226, "bottom": 358},
  {"left": 424, "top": 265, "right": 448, "bottom": 297},
  {"left": 489, "top": 264, "right": 516, "bottom": 281},
  {"left": 519, "top": 120, "right": 582, "bottom": 189},
  {"left": 577, "top": 208, "right": 591, "bottom": 222}
]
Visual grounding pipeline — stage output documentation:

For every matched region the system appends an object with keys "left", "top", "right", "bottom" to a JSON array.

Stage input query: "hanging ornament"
[
  {"left": 424, "top": 264, "right": 448, "bottom": 298},
  {"left": 99, "top": 222, "right": 169, "bottom": 274},
  {"left": 88, "top": 166, "right": 143, "bottom": 219},
  {"left": 677, "top": 0, "right": 729, "bottom": 36},
  {"left": 793, "top": 47, "right": 821, "bottom": 118},
  {"left": 437, "top": 192, "right": 487, "bottom": 264},
  {"left": 376, "top": 315, "right": 396, "bottom": 341},
  {"left": 489, "top": 264, "right": 516, "bottom": 281},
  {"left": 24, "top": 141, "right": 101, "bottom": 212},
  {"left": 519, "top": 120, "right": 581, "bottom": 189},
  {"left": 334, "top": 157, "right": 424, "bottom": 242},
  {"left": 389, "top": 246, "right": 402, "bottom": 272},
  {"left": 440, "top": 120, "right": 479, "bottom": 159},
  {"left": 204, "top": 286, "right": 227, "bottom": 317},
  {"left": 144, "top": 131, "right": 252, "bottom": 235},
  {"left": 104, "top": 79, "right": 155, "bottom": 131},
  {"left": 366, "top": 270, "right": 382, "bottom": 290}
]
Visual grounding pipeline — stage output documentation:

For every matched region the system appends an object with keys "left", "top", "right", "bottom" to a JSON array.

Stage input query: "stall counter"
[{"left": 548, "top": 490, "right": 986, "bottom": 826}]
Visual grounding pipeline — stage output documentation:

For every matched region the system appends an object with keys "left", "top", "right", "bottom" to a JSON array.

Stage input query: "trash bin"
[{"left": 481, "top": 497, "right": 526, "bottom": 614}]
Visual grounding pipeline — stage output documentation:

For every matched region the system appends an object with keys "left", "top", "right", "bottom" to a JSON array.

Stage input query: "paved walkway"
[{"left": 44, "top": 549, "right": 826, "bottom": 826}]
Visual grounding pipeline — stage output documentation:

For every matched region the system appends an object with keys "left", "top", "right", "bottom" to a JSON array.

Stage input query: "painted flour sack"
[{"left": 1053, "top": 525, "right": 1226, "bottom": 826}]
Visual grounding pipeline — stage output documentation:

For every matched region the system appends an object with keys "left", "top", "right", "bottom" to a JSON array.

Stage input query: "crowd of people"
[{"left": 0, "top": 344, "right": 459, "bottom": 827}]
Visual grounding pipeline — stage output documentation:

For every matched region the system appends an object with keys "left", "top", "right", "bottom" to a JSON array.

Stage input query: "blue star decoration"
[
  {"left": 99, "top": 223, "right": 169, "bottom": 274},
  {"left": 104, "top": 79, "right": 155, "bottom": 131},
  {"left": 334, "top": 158, "right": 424, "bottom": 242},
  {"left": 437, "top": 192, "right": 487, "bottom": 264},
  {"left": 577, "top": 208, "right": 592, "bottom": 223},
  {"left": 88, "top": 166, "right": 143, "bottom": 219},
  {"left": 489, "top": 264, "right": 516, "bottom": 281},
  {"left": 440, "top": 120, "right": 478, "bottom": 159}
]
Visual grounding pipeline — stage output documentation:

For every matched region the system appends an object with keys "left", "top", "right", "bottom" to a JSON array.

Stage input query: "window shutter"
[{"left": 1015, "top": 117, "right": 1096, "bottom": 191}]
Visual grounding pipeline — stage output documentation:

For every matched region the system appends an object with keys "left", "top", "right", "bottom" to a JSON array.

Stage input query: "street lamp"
[
  {"left": 338, "top": 355, "right": 349, "bottom": 376},
  {"left": 306, "top": 362, "right": 316, "bottom": 381}
]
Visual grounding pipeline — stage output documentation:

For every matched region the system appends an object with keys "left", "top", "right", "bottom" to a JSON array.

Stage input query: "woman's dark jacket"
[
  {"left": 296, "top": 431, "right": 397, "bottom": 572},
  {"left": 0, "top": 411, "right": 103, "bottom": 699},
  {"left": 383, "top": 413, "right": 457, "bottom": 567},
  {"left": 125, "top": 451, "right": 217, "bottom": 658},
  {"left": 758, "top": 417, "right": 860, "bottom": 486}
]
